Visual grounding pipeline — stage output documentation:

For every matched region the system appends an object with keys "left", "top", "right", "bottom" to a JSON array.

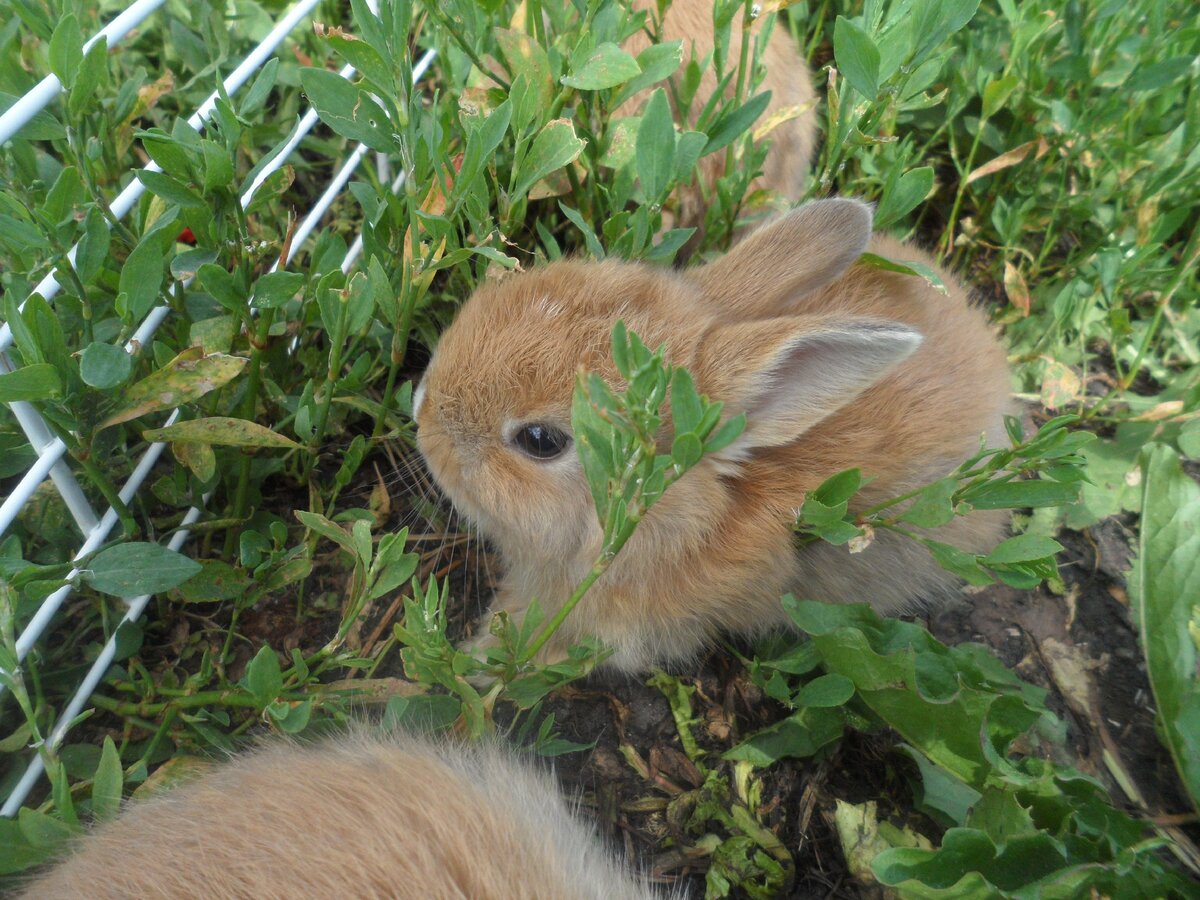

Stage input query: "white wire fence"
[{"left": 0, "top": 0, "right": 433, "bottom": 815}]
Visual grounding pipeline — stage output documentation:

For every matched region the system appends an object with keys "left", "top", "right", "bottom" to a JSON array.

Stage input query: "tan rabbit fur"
[
  {"left": 623, "top": 0, "right": 818, "bottom": 204},
  {"left": 415, "top": 200, "right": 1012, "bottom": 672},
  {"left": 20, "top": 732, "right": 660, "bottom": 900}
]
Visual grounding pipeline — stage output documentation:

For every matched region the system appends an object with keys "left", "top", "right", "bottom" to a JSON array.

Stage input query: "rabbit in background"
[
  {"left": 623, "top": 0, "right": 818, "bottom": 214},
  {"left": 415, "top": 199, "right": 1013, "bottom": 672},
  {"left": 20, "top": 732, "right": 663, "bottom": 900}
]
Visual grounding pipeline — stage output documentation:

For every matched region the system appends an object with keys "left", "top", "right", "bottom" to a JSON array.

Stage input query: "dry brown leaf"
[{"left": 966, "top": 137, "right": 1049, "bottom": 185}]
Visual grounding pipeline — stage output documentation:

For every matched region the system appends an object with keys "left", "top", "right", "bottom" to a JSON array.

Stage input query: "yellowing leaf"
[
  {"left": 144, "top": 416, "right": 303, "bottom": 449},
  {"left": 1003, "top": 261, "right": 1031, "bottom": 316},
  {"left": 99, "top": 349, "right": 247, "bottom": 430},
  {"left": 1039, "top": 359, "right": 1081, "bottom": 410}
]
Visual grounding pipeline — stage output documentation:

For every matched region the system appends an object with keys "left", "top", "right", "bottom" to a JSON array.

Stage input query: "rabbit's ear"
[
  {"left": 694, "top": 199, "right": 873, "bottom": 317},
  {"left": 696, "top": 316, "right": 922, "bottom": 457}
]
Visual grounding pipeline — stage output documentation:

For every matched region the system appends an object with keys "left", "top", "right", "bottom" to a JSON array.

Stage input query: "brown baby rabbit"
[
  {"left": 624, "top": 0, "right": 817, "bottom": 204},
  {"left": 415, "top": 199, "right": 1011, "bottom": 671},
  {"left": 21, "top": 732, "right": 660, "bottom": 900}
]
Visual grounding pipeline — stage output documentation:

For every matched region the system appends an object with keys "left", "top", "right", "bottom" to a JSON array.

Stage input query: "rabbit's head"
[{"left": 415, "top": 201, "right": 924, "bottom": 588}]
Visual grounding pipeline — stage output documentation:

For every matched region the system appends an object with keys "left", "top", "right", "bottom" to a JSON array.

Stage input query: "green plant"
[{"left": 1, "top": 0, "right": 1198, "bottom": 894}]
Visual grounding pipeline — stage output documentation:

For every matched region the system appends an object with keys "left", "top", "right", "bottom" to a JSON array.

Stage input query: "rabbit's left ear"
[
  {"left": 694, "top": 315, "right": 922, "bottom": 458},
  {"left": 694, "top": 199, "right": 874, "bottom": 318}
]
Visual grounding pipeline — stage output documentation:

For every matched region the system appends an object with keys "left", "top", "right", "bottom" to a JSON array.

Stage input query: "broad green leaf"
[
  {"left": 79, "top": 343, "right": 132, "bottom": 390},
  {"left": 0, "top": 92, "right": 65, "bottom": 140},
  {"left": 724, "top": 706, "right": 845, "bottom": 765},
  {"left": 175, "top": 559, "right": 253, "bottom": 602},
  {"left": 99, "top": 348, "right": 247, "bottom": 430},
  {"left": 874, "top": 167, "right": 934, "bottom": 230},
  {"left": 981, "top": 74, "right": 1021, "bottom": 118},
  {"left": 795, "top": 673, "right": 856, "bottom": 708},
  {"left": 0, "top": 364, "right": 62, "bottom": 402},
  {"left": 48, "top": 14, "right": 83, "bottom": 89},
  {"left": 512, "top": 119, "right": 586, "bottom": 201},
  {"left": 68, "top": 42, "right": 108, "bottom": 120},
  {"left": 143, "top": 417, "right": 302, "bottom": 449},
  {"left": 299, "top": 67, "right": 398, "bottom": 153},
  {"left": 961, "top": 478, "right": 1079, "bottom": 510},
  {"left": 834, "top": 16, "right": 881, "bottom": 98},
  {"left": 136, "top": 170, "right": 205, "bottom": 209},
  {"left": 857, "top": 252, "right": 949, "bottom": 295},
  {"left": 17, "top": 808, "right": 77, "bottom": 850},
  {"left": 244, "top": 645, "right": 283, "bottom": 705},
  {"left": 900, "top": 478, "right": 957, "bottom": 528},
  {"left": 75, "top": 207, "right": 110, "bottom": 282},
  {"left": 561, "top": 41, "right": 641, "bottom": 90},
  {"left": 82, "top": 543, "right": 202, "bottom": 599},
  {"left": 613, "top": 40, "right": 683, "bottom": 107},
  {"left": 636, "top": 89, "right": 675, "bottom": 203},
  {"left": 91, "top": 737, "right": 123, "bottom": 822},
  {"left": 250, "top": 271, "right": 305, "bottom": 309},
  {"left": 1131, "top": 444, "right": 1200, "bottom": 813},
  {"left": 118, "top": 234, "right": 166, "bottom": 322},
  {"left": 701, "top": 91, "right": 771, "bottom": 156},
  {"left": 983, "top": 534, "right": 1063, "bottom": 565}
]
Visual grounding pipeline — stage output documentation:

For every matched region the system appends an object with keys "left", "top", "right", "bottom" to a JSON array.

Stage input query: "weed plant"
[{"left": 0, "top": 0, "right": 1197, "bottom": 895}]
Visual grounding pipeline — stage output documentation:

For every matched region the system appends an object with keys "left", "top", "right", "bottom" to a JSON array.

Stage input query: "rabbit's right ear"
[
  {"left": 694, "top": 199, "right": 874, "bottom": 318},
  {"left": 693, "top": 314, "right": 923, "bottom": 460}
]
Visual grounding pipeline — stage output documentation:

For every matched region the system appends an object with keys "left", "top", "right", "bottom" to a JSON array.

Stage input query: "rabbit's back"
[{"left": 21, "top": 734, "right": 658, "bottom": 900}]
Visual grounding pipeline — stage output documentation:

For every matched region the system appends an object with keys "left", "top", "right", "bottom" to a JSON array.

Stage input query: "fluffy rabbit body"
[
  {"left": 416, "top": 201, "right": 1011, "bottom": 671},
  {"left": 22, "top": 733, "right": 657, "bottom": 900}
]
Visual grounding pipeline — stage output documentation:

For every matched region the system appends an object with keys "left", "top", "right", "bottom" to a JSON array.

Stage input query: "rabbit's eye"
[{"left": 510, "top": 423, "right": 572, "bottom": 460}]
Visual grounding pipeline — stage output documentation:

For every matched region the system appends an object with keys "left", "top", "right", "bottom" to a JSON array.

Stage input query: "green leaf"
[
  {"left": 75, "top": 207, "right": 111, "bottom": 282},
  {"left": 561, "top": 41, "right": 641, "bottom": 90},
  {"left": 0, "top": 364, "right": 62, "bottom": 402},
  {"left": 175, "top": 559, "right": 253, "bottom": 603},
  {"left": 82, "top": 543, "right": 202, "bottom": 599},
  {"left": 724, "top": 707, "right": 845, "bottom": 765},
  {"left": 244, "top": 645, "right": 283, "bottom": 706},
  {"left": 925, "top": 541, "right": 994, "bottom": 586},
  {"left": 874, "top": 167, "right": 934, "bottom": 230},
  {"left": 298, "top": 67, "right": 398, "bottom": 153},
  {"left": 0, "top": 92, "right": 65, "bottom": 140},
  {"left": 17, "top": 808, "right": 77, "bottom": 850},
  {"left": 118, "top": 233, "right": 165, "bottom": 322},
  {"left": 834, "top": 16, "right": 881, "bottom": 98},
  {"left": 250, "top": 271, "right": 305, "bottom": 309},
  {"left": 961, "top": 478, "right": 1079, "bottom": 510},
  {"left": 857, "top": 252, "right": 948, "bottom": 294},
  {"left": 613, "top": 40, "right": 683, "bottom": 107},
  {"left": 982, "top": 74, "right": 1020, "bottom": 118},
  {"left": 636, "top": 88, "right": 675, "bottom": 203},
  {"left": 900, "top": 478, "right": 957, "bottom": 528},
  {"left": 1131, "top": 444, "right": 1200, "bottom": 813},
  {"left": 99, "top": 349, "right": 247, "bottom": 430},
  {"left": 48, "top": 14, "right": 84, "bottom": 89},
  {"left": 795, "top": 673, "right": 856, "bottom": 708},
  {"left": 68, "top": 42, "right": 109, "bottom": 120},
  {"left": 79, "top": 343, "right": 132, "bottom": 390},
  {"left": 91, "top": 737, "right": 123, "bottom": 822},
  {"left": 702, "top": 91, "right": 771, "bottom": 156},
  {"left": 813, "top": 468, "right": 863, "bottom": 507},
  {"left": 143, "top": 416, "right": 302, "bottom": 449},
  {"left": 136, "top": 170, "right": 205, "bottom": 209},
  {"left": 983, "top": 534, "right": 1063, "bottom": 565},
  {"left": 512, "top": 119, "right": 586, "bottom": 201}
]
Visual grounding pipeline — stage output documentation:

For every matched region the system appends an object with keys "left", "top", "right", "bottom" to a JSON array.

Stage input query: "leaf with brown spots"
[{"left": 99, "top": 348, "right": 247, "bottom": 430}]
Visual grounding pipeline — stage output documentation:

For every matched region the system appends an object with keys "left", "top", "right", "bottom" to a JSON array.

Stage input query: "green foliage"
[
  {"left": 1131, "top": 445, "right": 1200, "bottom": 814},
  {"left": 0, "top": 0, "right": 1197, "bottom": 892},
  {"left": 735, "top": 600, "right": 1193, "bottom": 896}
]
